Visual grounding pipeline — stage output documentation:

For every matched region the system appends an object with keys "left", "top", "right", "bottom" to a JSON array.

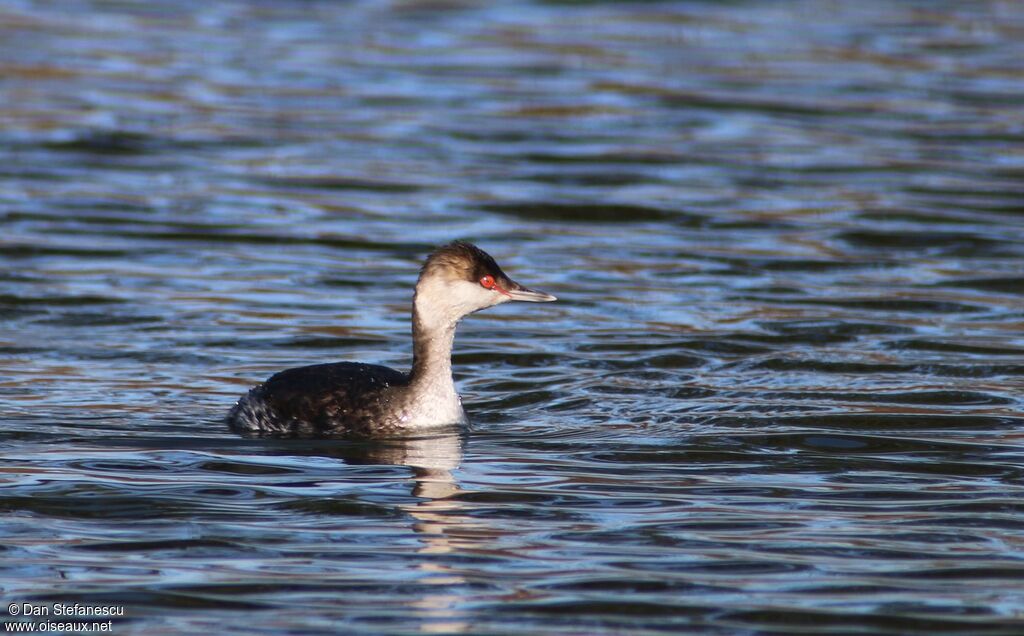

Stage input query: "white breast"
[{"left": 398, "top": 371, "right": 467, "bottom": 429}]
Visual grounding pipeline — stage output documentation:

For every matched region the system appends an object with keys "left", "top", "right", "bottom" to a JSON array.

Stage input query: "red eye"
[{"left": 479, "top": 275, "right": 496, "bottom": 289}]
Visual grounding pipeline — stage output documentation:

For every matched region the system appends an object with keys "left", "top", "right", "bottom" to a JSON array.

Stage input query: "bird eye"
[{"left": 479, "top": 275, "right": 496, "bottom": 289}]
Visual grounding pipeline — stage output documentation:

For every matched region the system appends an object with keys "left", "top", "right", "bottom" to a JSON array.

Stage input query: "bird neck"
[{"left": 409, "top": 294, "right": 458, "bottom": 390}]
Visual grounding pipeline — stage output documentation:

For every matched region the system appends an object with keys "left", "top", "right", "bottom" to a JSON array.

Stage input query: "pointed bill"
[{"left": 505, "top": 280, "right": 557, "bottom": 302}]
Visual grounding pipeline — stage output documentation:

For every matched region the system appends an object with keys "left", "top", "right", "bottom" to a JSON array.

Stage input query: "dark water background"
[{"left": 2, "top": 0, "right": 1024, "bottom": 633}]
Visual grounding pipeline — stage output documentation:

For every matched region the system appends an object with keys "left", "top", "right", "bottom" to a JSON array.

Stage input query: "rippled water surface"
[{"left": 3, "top": 0, "right": 1024, "bottom": 633}]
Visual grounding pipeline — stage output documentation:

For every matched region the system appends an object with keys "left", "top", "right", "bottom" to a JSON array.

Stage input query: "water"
[{"left": 2, "top": 0, "right": 1024, "bottom": 633}]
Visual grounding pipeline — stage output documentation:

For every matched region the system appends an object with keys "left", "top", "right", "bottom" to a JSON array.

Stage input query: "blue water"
[{"left": 2, "top": 0, "right": 1024, "bottom": 633}]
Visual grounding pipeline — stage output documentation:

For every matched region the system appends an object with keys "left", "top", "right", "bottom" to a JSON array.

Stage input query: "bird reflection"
[
  {"left": 346, "top": 427, "right": 472, "bottom": 633},
  {"left": 258, "top": 426, "right": 472, "bottom": 633}
]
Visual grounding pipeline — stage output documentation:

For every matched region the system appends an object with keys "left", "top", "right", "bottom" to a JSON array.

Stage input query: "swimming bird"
[{"left": 227, "top": 241, "right": 556, "bottom": 437}]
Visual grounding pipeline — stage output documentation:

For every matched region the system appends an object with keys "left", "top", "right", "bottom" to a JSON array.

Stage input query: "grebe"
[{"left": 226, "top": 241, "right": 556, "bottom": 437}]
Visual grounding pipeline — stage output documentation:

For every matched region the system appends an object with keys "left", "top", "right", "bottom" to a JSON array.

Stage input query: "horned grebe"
[{"left": 226, "top": 241, "right": 556, "bottom": 437}]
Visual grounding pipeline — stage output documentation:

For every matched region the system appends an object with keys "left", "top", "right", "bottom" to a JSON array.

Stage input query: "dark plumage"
[{"left": 227, "top": 363, "right": 409, "bottom": 437}]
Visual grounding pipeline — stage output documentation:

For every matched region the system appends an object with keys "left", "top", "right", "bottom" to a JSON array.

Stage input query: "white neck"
[
  {"left": 410, "top": 307, "right": 456, "bottom": 387},
  {"left": 406, "top": 281, "right": 466, "bottom": 426}
]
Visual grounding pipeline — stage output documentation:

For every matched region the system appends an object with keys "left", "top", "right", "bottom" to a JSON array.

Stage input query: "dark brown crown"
[{"left": 419, "top": 241, "right": 510, "bottom": 284}]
